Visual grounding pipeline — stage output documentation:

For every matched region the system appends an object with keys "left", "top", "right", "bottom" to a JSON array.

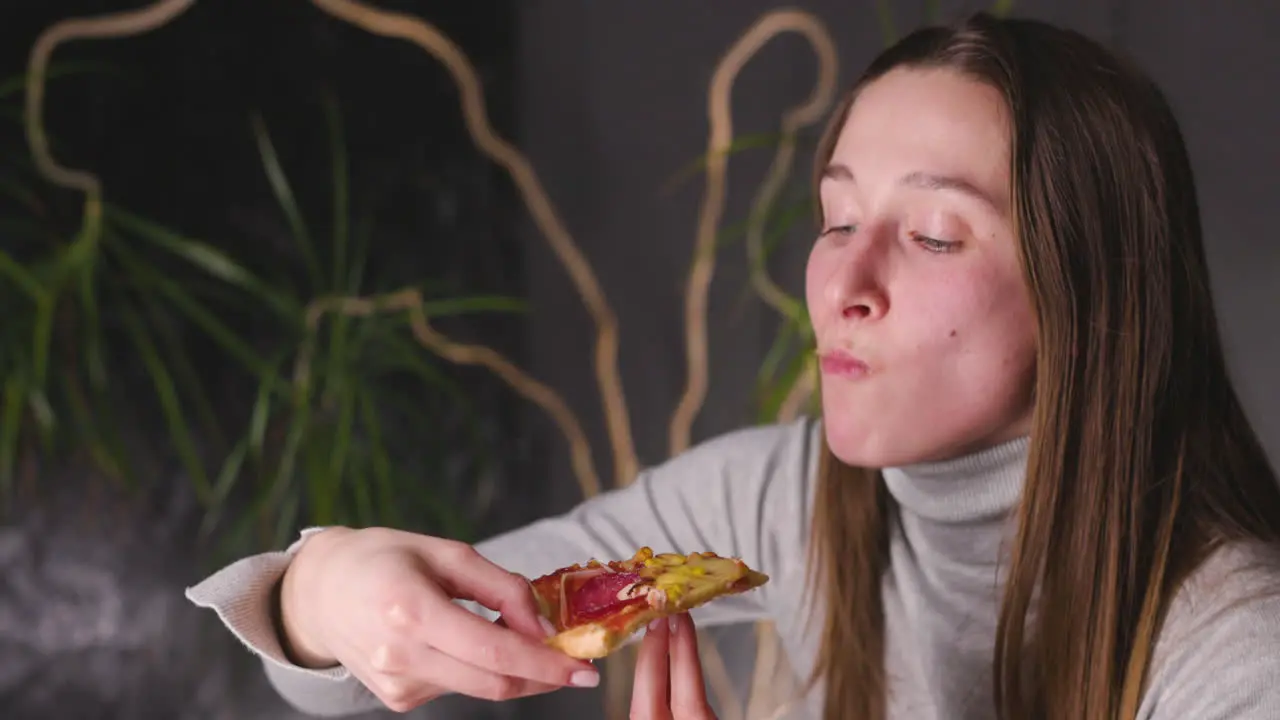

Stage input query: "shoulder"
[
  {"left": 638, "top": 416, "right": 825, "bottom": 561},
  {"left": 648, "top": 416, "right": 825, "bottom": 497},
  {"left": 671, "top": 416, "right": 824, "bottom": 470},
  {"left": 1142, "top": 540, "right": 1280, "bottom": 718},
  {"left": 1160, "top": 541, "right": 1280, "bottom": 642}
]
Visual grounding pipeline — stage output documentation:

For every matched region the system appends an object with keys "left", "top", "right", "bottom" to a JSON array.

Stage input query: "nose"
[
  {"left": 842, "top": 299, "right": 876, "bottom": 319},
  {"left": 824, "top": 237, "right": 888, "bottom": 322}
]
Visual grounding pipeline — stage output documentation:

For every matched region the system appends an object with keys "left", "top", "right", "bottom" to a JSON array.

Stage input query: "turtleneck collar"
[{"left": 882, "top": 436, "right": 1029, "bottom": 524}]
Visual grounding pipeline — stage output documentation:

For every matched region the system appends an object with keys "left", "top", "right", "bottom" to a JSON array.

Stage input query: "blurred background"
[{"left": 0, "top": 1, "right": 1276, "bottom": 718}]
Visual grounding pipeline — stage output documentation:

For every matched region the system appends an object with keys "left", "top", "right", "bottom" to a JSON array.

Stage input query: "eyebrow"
[{"left": 821, "top": 163, "right": 1004, "bottom": 213}]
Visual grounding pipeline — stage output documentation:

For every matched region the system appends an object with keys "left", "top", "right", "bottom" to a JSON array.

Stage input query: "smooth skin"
[
  {"left": 809, "top": 66, "right": 1035, "bottom": 469},
  {"left": 281, "top": 66, "right": 1038, "bottom": 714},
  {"left": 281, "top": 526, "right": 599, "bottom": 711},
  {"left": 630, "top": 613, "right": 716, "bottom": 720}
]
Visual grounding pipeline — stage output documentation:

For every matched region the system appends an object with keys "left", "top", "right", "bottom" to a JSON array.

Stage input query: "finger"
[
  {"left": 372, "top": 643, "right": 561, "bottom": 703},
  {"left": 630, "top": 617, "right": 672, "bottom": 720},
  {"left": 417, "top": 592, "right": 599, "bottom": 689},
  {"left": 426, "top": 542, "right": 551, "bottom": 641},
  {"left": 668, "top": 613, "right": 715, "bottom": 719}
]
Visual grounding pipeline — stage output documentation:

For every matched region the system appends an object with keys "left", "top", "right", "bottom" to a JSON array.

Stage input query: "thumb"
[{"left": 506, "top": 574, "right": 559, "bottom": 639}]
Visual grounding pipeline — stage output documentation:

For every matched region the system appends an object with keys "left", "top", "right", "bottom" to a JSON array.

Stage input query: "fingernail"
[
  {"left": 570, "top": 669, "right": 600, "bottom": 688},
  {"left": 538, "top": 615, "right": 557, "bottom": 637},
  {"left": 669, "top": 615, "right": 679, "bottom": 635},
  {"left": 648, "top": 618, "right": 664, "bottom": 633}
]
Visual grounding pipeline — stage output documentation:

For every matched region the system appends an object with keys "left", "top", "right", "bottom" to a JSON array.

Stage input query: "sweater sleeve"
[
  {"left": 185, "top": 417, "right": 821, "bottom": 717},
  {"left": 1139, "top": 543, "right": 1280, "bottom": 720}
]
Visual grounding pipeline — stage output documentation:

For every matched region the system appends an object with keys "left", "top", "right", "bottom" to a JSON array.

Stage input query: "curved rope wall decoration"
[
  {"left": 309, "top": 0, "right": 641, "bottom": 492},
  {"left": 743, "top": 17, "right": 838, "bottom": 325},
  {"left": 23, "top": 3, "right": 841, "bottom": 719},
  {"left": 296, "top": 289, "right": 603, "bottom": 500},
  {"left": 668, "top": 9, "right": 839, "bottom": 458},
  {"left": 666, "top": 10, "right": 838, "bottom": 719},
  {"left": 24, "top": 0, "right": 197, "bottom": 242}
]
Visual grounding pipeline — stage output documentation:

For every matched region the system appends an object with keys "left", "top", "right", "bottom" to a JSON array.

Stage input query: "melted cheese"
[{"left": 635, "top": 551, "right": 749, "bottom": 607}]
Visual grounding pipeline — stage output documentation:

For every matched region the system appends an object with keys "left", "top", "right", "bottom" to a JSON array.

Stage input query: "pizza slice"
[{"left": 527, "top": 546, "right": 769, "bottom": 659}]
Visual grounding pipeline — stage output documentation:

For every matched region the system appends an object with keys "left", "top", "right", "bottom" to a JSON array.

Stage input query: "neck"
[{"left": 882, "top": 436, "right": 1030, "bottom": 524}]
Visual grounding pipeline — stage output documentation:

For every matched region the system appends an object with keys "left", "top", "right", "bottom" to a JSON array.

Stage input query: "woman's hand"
[
  {"left": 630, "top": 612, "right": 719, "bottom": 720},
  {"left": 278, "top": 526, "right": 600, "bottom": 711}
]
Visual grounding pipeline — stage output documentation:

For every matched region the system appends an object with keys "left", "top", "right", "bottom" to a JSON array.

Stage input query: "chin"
[
  {"left": 822, "top": 408, "right": 1030, "bottom": 469},
  {"left": 821, "top": 411, "right": 914, "bottom": 469}
]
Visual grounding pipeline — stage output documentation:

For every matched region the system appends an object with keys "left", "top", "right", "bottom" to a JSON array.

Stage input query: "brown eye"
[
  {"left": 820, "top": 224, "right": 858, "bottom": 238},
  {"left": 912, "top": 233, "right": 960, "bottom": 253}
]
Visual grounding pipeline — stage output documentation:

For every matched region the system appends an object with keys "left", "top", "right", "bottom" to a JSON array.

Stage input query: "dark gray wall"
[
  {"left": 5, "top": 2, "right": 1275, "bottom": 719},
  {"left": 510, "top": 0, "right": 1280, "bottom": 717},
  {"left": 515, "top": 0, "right": 1280, "bottom": 513}
]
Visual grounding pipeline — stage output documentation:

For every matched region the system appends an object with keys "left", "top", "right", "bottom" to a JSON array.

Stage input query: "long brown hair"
[{"left": 804, "top": 13, "right": 1280, "bottom": 720}]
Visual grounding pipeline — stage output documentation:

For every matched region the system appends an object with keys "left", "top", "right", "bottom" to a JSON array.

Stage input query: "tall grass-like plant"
[{"left": 1, "top": 67, "right": 522, "bottom": 565}]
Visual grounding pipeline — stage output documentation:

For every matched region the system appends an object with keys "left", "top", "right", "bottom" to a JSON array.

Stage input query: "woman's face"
[{"left": 806, "top": 67, "right": 1037, "bottom": 467}]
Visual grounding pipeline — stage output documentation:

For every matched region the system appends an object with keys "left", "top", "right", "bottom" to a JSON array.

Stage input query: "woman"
[{"left": 187, "top": 12, "right": 1280, "bottom": 720}]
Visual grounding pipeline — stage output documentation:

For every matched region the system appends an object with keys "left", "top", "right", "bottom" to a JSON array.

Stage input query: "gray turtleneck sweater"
[{"left": 187, "top": 417, "right": 1280, "bottom": 718}]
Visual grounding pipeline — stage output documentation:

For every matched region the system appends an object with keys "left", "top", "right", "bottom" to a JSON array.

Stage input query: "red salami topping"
[
  {"left": 530, "top": 547, "right": 768, "bottom": 647},
  {"left": 567, "top": 571, "right": 645, "bottom": 623}
]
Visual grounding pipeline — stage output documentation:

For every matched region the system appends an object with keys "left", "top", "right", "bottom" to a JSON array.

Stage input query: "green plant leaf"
[
  {"left": 756, "top": 318, "right": 799, "bottom": 395},
  {"left": 214, "top": 441, "right": 284, "bottom": 557},
  {"left": 248, "top": 358, "right": 283, "bottom": 461},
  {"left": 109, "top": 239, "right": 278, "bottom": 384},
  {"left": 371, "top": 333, "right": 472, "bottom": 410},
  {"left": 660, "top": 131, "right": 786, "bottom": 195},
  {"left": 303, "top": 421, "right": 333, "bottom": 527},
  {"left": 320, "top": 312, "right": 354, "bottom": 405},
  {"left": 77, "top": 250, "right": 107, "bottom": 390},
  {"left": 30, "top": 284, "right": 59, "bottom": 387},
  {"left": 143, "top": 297, "right": 226, "bottom": 450},
  {"left": 273, "top": 490, "right": 302, "bottom": 552},
  {"left": 63, "top": 375, "right": 129, "bottom": 487},
  {"left": 350, "top": 467, "right": 374, "bottom": 527},
  {"left": 119, "top": 306, "right": 212, "bottom": 505},
  {"left": 92, "top": 389, "right": 135, "bottom": 487},
  {"left": 357, "top": 389, "right": 400, "bottom": 528},
  {"left": 107, "top": 206, "right": 300, "bottom": 321},
  {"left": 250, "top": 112, "right": 322, "bottom": 291},
  {"left": 346, "top": 204, "right": 374, "bottom": 294},
  {"left": 714, "top": 195, "right": 811, "bottom": 253},
  {"left": 990, "top": 0, "right": 1017, "bottom": 18},
  {"left": 302, "top": 375, "right": 357, "bottom": 529},
  {"left": 0, "top": 248, "right": 46, "bottom": 302},
  {"left": 757, "top": 348, "right": 813, "bottom": 423},
  {"left": 25, "top": 388, "right": 55, "bottom": 440},
  {"left": 327, "top": 383, "right": 357, "bottom": 521},
  {"left": 265, "top": 373, "right": 314, "bottom": 519},
  {"left": 924, "top": 0, "right": 942, "bottom": 23},
  {"left": 0, "top": 371, "right": 24, "bottom": 506},
  {"left": 876, "top": 0, "right": 898, "bottom": 46},
  {"left": 199, "top": 436, "right": 250, "bottom": 540}
]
